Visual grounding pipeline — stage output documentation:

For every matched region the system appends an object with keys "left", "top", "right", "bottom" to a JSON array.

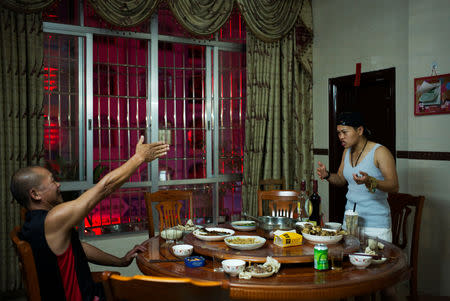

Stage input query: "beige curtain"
[
  {"left": 167, "top": 0, "right": 234, "bottom": 36},
  {"left": 236, "top": 0, "right": 303, "bottom": 42},
  {"left": 85, "top": 0, "right": 308, "bottom": 44},
  {"left": 242, "top": 10, "right": 313, "bottom": 216},
  {"left": 0, "top": 5, "right": 45, "bottom": 292},
  {"left": 87, "top": 0, "right": 161, "bottom": 27}
]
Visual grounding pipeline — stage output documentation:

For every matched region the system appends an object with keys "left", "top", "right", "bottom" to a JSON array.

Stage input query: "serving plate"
[
  {"left": 224, "top": 235, "right": 266, "bottom": 250},
  {"left": 231, "top": 221, "right": 257, "bottom": 231},
  {"left": 301, "top": 230, "right": 343, "bottom": 244},
  {"left": 244, "top": 265, "right": 275, "bottom": 278},
  {"left": 193, "top": 227, "right": 235, "bottom": 241}
]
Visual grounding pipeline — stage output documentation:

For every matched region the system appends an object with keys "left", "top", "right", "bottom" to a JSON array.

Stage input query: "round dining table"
[{"left": 136, "top": 227, "right": 410, "bottom": 300}]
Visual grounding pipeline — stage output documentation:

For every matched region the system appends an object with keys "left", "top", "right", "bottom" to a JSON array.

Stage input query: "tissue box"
[{"left": 274, "top": 232, "right": 303, "bottom": 247}]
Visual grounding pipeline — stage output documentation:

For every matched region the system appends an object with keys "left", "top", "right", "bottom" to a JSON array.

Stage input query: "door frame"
[{"left": 328, "top": 67, "right": 396, "bottom": 222}]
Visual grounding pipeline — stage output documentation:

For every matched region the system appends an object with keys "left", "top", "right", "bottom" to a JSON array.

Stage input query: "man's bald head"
[{"left": 10, "top": 166, "right": 46, "bottom": 208}]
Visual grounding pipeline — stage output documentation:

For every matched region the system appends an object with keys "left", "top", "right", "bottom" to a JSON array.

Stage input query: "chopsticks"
[{"left": 351, "top": 253, "right": 382, "bottom": 259}]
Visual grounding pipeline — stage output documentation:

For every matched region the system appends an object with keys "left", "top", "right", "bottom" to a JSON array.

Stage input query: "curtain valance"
[
  {"left": 2, "top": 0, "right": 311, "bottom": 42},
  {"left": 235, "top": 0, "right": 303, "bottom": 42},
  {"left": 0, "top": 0, "right": 55, "bottom": 13}
]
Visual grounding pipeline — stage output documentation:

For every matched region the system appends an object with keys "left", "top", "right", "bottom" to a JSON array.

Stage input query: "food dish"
[
  {"left": 231, "top": 220, "right": 257, "bottom": 231},
  {"left": 173, "top": 219, "right": 203, "bottom": 234},
  {"left": 244, "top": 264, "right": 275, "bottom": 278},
  {"left": 224, "top": 235, "right": 266, "bottom": 250},
  {"left": 193, "top": 227, "right": 235, "bottom": 241},
  {"left": 184, "top": 256, "right": 205, "bottom": 268},
  {"left": 324, "top": 222, "right": 342, "bottom": 231},
  {"left": 160, "top": 229, "right": 183, "bottom": 240},
  {"left": 301, "top": 230, "right": 343, "bottom": 244},
  {"left": 295, "top": 221, "right": 314, "bottom": 229},
  {"left": 171, "top": 244, "right": 193, "bottom": 257},
  {"left": 349, "top": 253, "right": 372, "bottom": 269},
  {"left": 222, "top": 259, "right": 246, "bottom": 276}
]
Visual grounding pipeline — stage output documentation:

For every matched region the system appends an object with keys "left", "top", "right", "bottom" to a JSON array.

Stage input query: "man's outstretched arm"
[{"left": 45, "top": 137, "right": 169, "bottom": 255}]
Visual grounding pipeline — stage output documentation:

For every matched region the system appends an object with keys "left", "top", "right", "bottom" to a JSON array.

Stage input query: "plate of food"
[
  {"left": 193, "top": 227, "right": 235, "bottom": 241},
  {"left": 301, "top": 224, "right": 344, "bottom": 244},
  {"left": 224, "top": 235, "right": 266, "bottom": 250},
  {"left": 243, "top": 263, "right": 275, "bottom": 278},
  {"left": 231, "top": 220, "right": 257, "bottom": 231},
  {"left": 173, "top": 219, "right": 203, "bottom": 234}
]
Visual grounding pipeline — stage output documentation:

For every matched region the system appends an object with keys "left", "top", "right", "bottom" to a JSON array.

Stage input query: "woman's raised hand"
[{"left": 316, "top": 161, "right": 328, "bottom": 180}]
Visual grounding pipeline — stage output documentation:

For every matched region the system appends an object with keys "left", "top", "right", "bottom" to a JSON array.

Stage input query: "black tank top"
[{"left": 20, "top": 210, "right": 104, "bottom": 301}]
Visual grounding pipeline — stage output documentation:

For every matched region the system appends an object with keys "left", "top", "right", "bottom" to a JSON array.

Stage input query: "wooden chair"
[
  {"left": 387, "top": 192, "right": 425, "bottom": 301},
  {"left": 257, "top": 190, "right": 300, "bottom": 218},
  {"left": 259, "top": 178, "right": 285, "bottom": 191},
  {"left": 10, "top": 226, "right": 41, "bottom": 301},
  {"left": 144, "top": 190, "right": 193, "bottom": 237},
  {"left": 10, "top": 226, "right": 109, "bottom": 301},
  {"left": 101, "top": 271, "right": 228, "bottom": 301}
]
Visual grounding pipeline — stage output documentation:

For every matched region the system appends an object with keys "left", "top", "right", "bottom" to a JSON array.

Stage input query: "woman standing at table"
[{"left": 316, "top": 112, "right": 399, "bottom": 242}]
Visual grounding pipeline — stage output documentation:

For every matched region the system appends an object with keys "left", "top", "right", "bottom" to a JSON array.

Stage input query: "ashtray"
[{"left": 184, "top": 256, "right": 205, "bottom": 268}]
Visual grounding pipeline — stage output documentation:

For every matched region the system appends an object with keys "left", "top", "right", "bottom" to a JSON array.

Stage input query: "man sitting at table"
[{"left": 10, "top": 136, "right": 169, "bottom": 301}]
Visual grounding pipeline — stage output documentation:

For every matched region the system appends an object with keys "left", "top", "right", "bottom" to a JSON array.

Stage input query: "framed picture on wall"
[{"left": 414, "top": 73, "right": 450, "bottom": 116}]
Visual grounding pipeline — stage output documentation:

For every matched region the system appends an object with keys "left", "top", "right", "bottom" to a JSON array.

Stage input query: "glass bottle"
[
  {"left": 297, "top": 180, "right": 308, "bottom": 221},
  {"left": 309, "top": 180, "right": 321, "bottom": 225}
]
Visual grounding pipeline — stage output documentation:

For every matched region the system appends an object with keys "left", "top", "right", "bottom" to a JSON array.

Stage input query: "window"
[{"left": 43, "top": 1, "right": 246, "bottom": 236}]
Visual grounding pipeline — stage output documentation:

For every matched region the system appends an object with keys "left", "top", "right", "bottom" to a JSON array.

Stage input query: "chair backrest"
[
  {"left": 144, "top": 190, "right": 193, "bottom": 237},
  {"left": 10, "top": 226, "right": 41, "bottom": 301},
  {"left": 259, "top": 178, "right": 285, "bottom": 191},
  {"left": 387, "top": 192, "right": 424, "bottom": 268},
  {"left": 257, "top": 190, "right": 300, "bottom": 218},
  {"left": 101, "top": 271, "right": 228, "bottom": 301}
]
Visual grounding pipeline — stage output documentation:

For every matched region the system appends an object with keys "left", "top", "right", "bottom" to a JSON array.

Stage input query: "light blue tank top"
[{"left": 343, "top": 143, "right": 390, "bottom": 228}]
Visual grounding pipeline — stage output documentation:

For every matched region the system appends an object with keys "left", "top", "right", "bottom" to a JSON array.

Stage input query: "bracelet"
[
  {"left": 324, "top": 171, "right": 330, "bottom": 180},
  {"left": 367, "top": 176, "right": 377, "bottom": 193}
]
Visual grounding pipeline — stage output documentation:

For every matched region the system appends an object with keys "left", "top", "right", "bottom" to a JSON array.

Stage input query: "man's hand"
[
  {"left": 120, "top": 244, "right": 147, "bottom": 267},
  {"left": 135, "top": 136, "right": 169, "bottom": 162}
]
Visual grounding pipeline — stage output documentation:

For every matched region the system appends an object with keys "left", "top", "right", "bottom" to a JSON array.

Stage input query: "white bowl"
[
  {"left": 349, "top": 253, "right": 372, "bottom": 269},
  {"left": 160, "top": 229, "right": 183, "bottom": 240},
  {"left": 324, "top": 222, "right": 342, "bottom": 231},
  {"left": 222, "top": 259, "right": 246, "bottom": 276},
  {"left": 301, "top": 230, "right": 343, "bottom": 245},
  {"left": 295, "top": 221, "right": 314, "bottom": 229},
  {"left": 231, "top": 221, "right": 256, "bottom": 231},
  {"left": 171, "top": 244, "right": 193, "bottom": 257},
  {"left": 224, "top": 236, "right": 266, "bottom": 250}
]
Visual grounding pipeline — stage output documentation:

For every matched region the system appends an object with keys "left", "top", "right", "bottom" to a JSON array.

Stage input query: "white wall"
[{"left": 313, "top": 0, "right": 450, "bottom": 296}]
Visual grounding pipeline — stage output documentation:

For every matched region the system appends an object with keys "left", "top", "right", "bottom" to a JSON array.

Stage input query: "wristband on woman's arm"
[
  {"left": 367, "top": 176, "right": 377, "bottom": 193},
  {"left": 324, "top": 171, "right": 331, "bottom": 180}
]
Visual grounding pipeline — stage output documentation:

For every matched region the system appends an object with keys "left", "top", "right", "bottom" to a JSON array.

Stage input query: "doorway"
[{"left": 328, "top": 67, "right": 396, "bottom": 222}]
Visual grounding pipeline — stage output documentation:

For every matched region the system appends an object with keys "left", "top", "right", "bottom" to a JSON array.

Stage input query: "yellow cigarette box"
[{"left": 274, "top": 232, "right": 303, "bottom": 247}]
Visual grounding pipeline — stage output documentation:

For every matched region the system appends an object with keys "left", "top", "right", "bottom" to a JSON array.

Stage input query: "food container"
[
  {"left": 274, "top": 232, "right": 303, "bottom": 247},
  {"left": 160, "top": 229, "right": 183, "bottom": 240},
  {"left": 231, "top": 220, "right": 257, "bottom": 231},
  {"left": 324, "top": 222, "right": 342, "bottom": 231},
  {"left": 184, "top": 256, "right": 205, "bottom": 268},
  {"left": 254, "top": 216, "right": 297, "bottom": 239},
  {"left": 172, "top": 244, "right": 193, "bottom": 257},
  {"left": 222, "top": 259, "right": 246, "bottom": 276},
  {"left": 349, "top": 253, "right": 372, "bottom": 269}
]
